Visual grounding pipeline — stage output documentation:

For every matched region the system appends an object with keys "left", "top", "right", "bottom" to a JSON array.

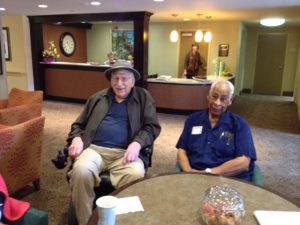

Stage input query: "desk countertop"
[
  {"left": 147, "top": 75, "right": 234, "bottom": 85},
  {"left": 40, "top": 61, "right": 110, "bottom": 67}
]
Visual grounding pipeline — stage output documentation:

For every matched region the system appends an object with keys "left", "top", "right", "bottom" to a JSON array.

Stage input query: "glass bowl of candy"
[{"left": 201, "top": 184, "right": 245, "bottom": 225}]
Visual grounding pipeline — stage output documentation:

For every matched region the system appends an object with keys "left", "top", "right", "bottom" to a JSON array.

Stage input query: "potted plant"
[{"left": 42, "top": 41, "right": 60, "bottom": 62}]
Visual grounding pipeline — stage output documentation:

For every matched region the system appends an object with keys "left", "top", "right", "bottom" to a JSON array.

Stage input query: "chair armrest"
[
  {"left": 0, "top": 103, "right": 42, "bottom": 125},
  {"left": 0, "top": 116, "right": 45, "bottom": 193},
  {"left": 252, "top": 164, "right": 264, "bottom": 186},
  {"left": 140, "top": 145, "right": 153, "bottom": 168},
  {"left": 0, "top": 99, "right": 8, "bottom": 109},
  {"left": 140, "top": 145, "right": 152, "bottom": 157}
]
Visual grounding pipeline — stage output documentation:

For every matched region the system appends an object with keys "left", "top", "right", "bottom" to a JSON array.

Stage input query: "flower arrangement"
[
  {"left": 212, "top": 57, "right": 221, "bottom": 76},
  {"left": 42, "top": 41, "right": 60, "bottom": 59}
]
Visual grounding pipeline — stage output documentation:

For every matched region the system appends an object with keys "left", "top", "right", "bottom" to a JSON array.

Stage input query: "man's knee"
[
  {"left": 69, "top": 160, "right": 100, "bottom": 187},
  {"left": 126, "top": 162, "right": 145, "bottom": 179}
]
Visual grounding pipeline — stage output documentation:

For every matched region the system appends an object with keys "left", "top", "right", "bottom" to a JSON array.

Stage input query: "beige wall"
[
  {"left": 148, "top": 21, "right": 241, "bottom": 79},
  {"left": 149, "top": 22, "right": 180, "bottom": 76},
  {"left": 243, "top": 26, "right": 300, "bottom": 94},
  {"left": 2, "top": 15, "right": 31, "bottom": 91}
]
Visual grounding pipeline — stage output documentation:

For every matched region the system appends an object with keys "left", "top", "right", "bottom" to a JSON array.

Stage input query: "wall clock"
[{"left": 59, "top": 32, "right": 76, "bottom": 56}]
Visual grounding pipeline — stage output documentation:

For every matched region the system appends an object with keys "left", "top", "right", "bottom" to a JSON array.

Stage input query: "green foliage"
[{"left": 112, "top": 30, "right": 134, "bottom": 60}]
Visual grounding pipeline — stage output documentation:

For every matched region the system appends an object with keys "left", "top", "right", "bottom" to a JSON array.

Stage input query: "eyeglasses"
[{"left": 111, "top": 76, "right": 133, "bottom": 83}]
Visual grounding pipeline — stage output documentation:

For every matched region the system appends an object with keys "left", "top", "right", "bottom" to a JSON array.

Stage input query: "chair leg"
[{"left": 33, "top": 178, "right": 40, "bottom": 190}]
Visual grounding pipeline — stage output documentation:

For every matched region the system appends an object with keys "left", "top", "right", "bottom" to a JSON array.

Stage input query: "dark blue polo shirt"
[
  {"left": 176, "top": 110, "right": 257, "bottom": 181},
  {"left": 92, "top": 99, "right": 129, "bottom": 149}
]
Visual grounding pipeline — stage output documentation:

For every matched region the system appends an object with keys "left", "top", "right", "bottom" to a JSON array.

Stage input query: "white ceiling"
[{"left": 1, "top": 0, "right": 300, "bottom": 25}]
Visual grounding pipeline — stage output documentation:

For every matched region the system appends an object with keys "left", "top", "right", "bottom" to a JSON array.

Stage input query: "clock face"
[{"left": 60, "top": 32, "right": 76, "bottom": 56}]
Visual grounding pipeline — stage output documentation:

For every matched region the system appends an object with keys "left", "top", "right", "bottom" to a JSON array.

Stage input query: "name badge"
[{"left": 191, "top": 126, "right": 203, "bottom": 135}]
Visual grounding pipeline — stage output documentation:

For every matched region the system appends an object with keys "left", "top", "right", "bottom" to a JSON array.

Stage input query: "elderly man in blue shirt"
[{"left": 176, "top": 80, "right": 257, "bottom": 181}]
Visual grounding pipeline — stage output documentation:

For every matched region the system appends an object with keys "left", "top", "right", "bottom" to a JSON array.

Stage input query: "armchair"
[
  {"left": 0, "top": 116, "right": 45, "bottom": 194},
  {"left": 0, "top": 88, "right": 43, "bottom": 125}
]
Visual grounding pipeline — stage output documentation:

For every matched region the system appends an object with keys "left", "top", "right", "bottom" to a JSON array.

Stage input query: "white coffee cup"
[{"left": 96, "top": 196, "right": 118, "bottom": 225}]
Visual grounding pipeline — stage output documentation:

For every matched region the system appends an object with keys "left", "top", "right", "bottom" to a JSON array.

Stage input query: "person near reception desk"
[
  {"left": 176, "top": 80, "right": 257, "bottom": 181},
  {"left": 183, "top": 43, "right": 206, "bottom": 79}
]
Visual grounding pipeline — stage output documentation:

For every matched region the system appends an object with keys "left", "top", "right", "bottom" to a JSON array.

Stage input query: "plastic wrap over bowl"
[{"left": 201, "top": 184, "right": 245, "bottom": 225}]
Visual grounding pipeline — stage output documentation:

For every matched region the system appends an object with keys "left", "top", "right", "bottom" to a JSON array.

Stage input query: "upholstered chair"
[
  {"left": 0, "top": 116, "right": 45, "bottom": 194},
  {"left": 0, "top": 88, "right": 43, "bottom": 125}
]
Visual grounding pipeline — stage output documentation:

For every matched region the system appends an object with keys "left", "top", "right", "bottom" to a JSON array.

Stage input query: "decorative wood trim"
[{"left": 28, "top": 11, "right": 153, "bottom": 91}]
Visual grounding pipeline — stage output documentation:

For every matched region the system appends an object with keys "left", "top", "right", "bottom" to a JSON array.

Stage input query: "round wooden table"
[{"left": 88, "top": 173, "right": 299, "bottom": 225}]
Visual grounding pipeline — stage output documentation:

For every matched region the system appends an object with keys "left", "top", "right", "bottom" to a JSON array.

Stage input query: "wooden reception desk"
[
  {"left": 41, "top": 61, "right": 233, "bottom": 113},
  {"left": 41, "top": 62, "right": 111, "bottom": 102},
  {"left": 147, "top": 75, "right": 234, "bottom": 113}
]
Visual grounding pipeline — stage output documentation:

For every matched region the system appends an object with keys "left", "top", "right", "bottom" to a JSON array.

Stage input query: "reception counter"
[
  {"left": 147, "top": 75, "right": 234, "bottom": 113},
  {"left": 41, "top": 61, "right": 233, "bottom": 113},
  {"left": 41, "top": 62, "right": 111, "bottom": 101}
]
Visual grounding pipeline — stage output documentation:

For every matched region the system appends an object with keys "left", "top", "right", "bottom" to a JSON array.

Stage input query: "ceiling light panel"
[
  {"left": 38, "top": 4, "right": 48, "bottom": 8},
  {"left": 260, "top": 18, "right": 285, "bottom": 27}
]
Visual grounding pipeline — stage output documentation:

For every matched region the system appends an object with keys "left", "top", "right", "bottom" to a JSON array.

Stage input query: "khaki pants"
[{"left": 68, "top": 144, "right": 145, "bottom": 225}]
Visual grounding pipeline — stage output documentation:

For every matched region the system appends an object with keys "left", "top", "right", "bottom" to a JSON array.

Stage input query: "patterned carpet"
[{"left": 14, "top": 94, "right": 300, "bottom": 225}]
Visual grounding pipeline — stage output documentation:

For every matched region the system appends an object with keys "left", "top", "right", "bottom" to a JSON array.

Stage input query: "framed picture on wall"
[
  {"left": 2, "top": 27, "right": 11, "bottom": 61},
  {"left": 218, "top": 44, "right": 229, "bottom": 57},
  {"left": 0, "top": 38, "right": 2, "bottom": 75},
  {"left": 111, "top": 29, "right": 134, "bottom": 60}
]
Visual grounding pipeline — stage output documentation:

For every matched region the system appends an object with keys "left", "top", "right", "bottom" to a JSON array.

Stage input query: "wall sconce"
[
  {"left": 195, "top": 14, "right": 203, "bottom": 42},
  {"left": 170, "top": 14, "right": 179, "bottom": 43}
]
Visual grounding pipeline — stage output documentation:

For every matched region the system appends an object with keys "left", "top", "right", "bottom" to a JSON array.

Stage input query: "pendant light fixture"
[
  {"left": 195, "top": 13, "right": 203, "bottom": 42},
  {"left": 204, "top": 31, "right": 212, "bottom": 42},
  {"left": 204, "top": 16, "right": 212, "bottom": 43},
  {"left": 170, "top": 14, "right": 179, "bottom": 43}
]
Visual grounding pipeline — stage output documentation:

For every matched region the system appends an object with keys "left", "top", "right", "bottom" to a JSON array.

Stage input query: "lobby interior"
[{"left": 0, "top": 1, "right": 300, "bottom": 224}]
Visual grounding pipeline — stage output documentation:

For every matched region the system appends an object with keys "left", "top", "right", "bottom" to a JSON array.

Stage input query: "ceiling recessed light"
[
  {"left": 153, "top": 0, "right": 165, "bottom": 2},
  {"left": 90, "top": 1, "right": 101, "bottom": 6},
  {"left": 260, "top": 18, "right": 285, "bottom": 27},
  {"left": 0, "top": 7, "right": 6, "bottom": 11},
  {"left": 183, "top": 18, "right": 191, "bottom": 21},
  {"left": 38, "top": 4, "right": 48, "bottom": 8}
]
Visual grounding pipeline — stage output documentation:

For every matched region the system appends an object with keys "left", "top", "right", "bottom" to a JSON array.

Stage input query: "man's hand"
[
  {"left": 123, "top": 141, "right": 141, "bottom": 164},
  {"left": 68, "top": 137, "right": 84, "bottom": 159}
]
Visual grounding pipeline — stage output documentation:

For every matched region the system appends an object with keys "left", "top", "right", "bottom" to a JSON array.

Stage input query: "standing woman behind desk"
[{"left": 183, "top": 43, "right": 204, "bottom": 79}]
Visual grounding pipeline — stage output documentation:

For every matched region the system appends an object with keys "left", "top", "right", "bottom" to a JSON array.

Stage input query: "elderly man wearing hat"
[{"left": 66, "top": 61, "right": 161, "bottom": 225}]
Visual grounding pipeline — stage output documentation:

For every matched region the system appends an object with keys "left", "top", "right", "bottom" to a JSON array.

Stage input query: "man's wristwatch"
[{"left": 205, "top": 168, "right": 212, "bottom": 174}]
